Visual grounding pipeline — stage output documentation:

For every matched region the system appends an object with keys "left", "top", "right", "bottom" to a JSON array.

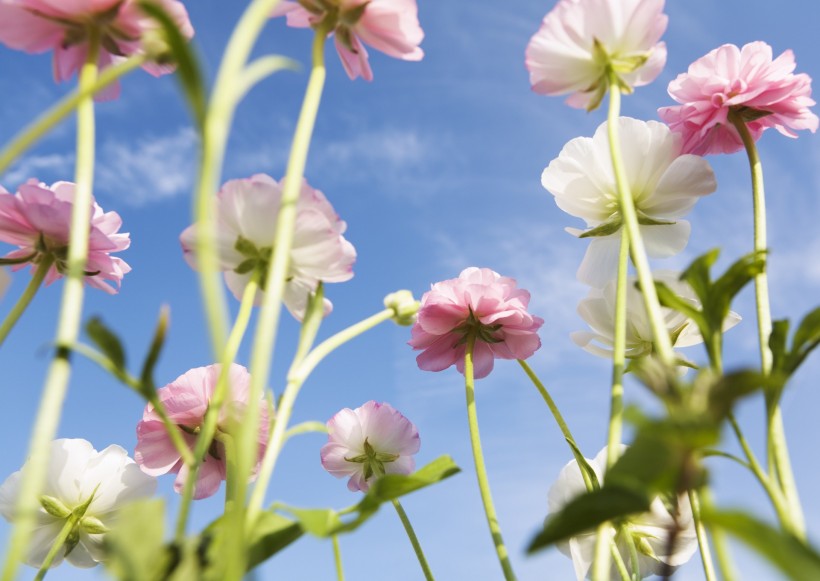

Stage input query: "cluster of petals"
[
  {"left": 179, "top": 173, "right": 356, "bottom": 321},
  {"left": 0, "top": 438, "right": 156, "bottom": 569},
  {"left": 658, "top": 41, "right": 818, "bottom": 155},
  {"left": 272, "top": 0, "right": 424, "bottom": 81},
  {"left": 0, "top": 0, "right": 194, "bottom": 100},
  {"left": 526, "top": 0, "right": 668, "bottom": 109},
  {"left": 135, "top": 363, "right": 270, "bottom": 500},
  {"left": 541, "top": 117, "right": 716, "bottom": 287},
  {"left": 0, "top": 180, "right": 131, "bottom": 294},
  {"left": 321, "top": 400, "right": 419, "bottom": 492},
  {"left": 572, "top": 270, "right": 741, "bottom": 359},
  {"left": 408, "top": 267, "right": 544, "bottom": 379},
  {"left": 548, "top": 446, "right": 697, "bottom": 580}
]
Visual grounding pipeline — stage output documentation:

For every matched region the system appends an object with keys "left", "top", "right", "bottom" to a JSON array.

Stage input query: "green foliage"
[
  {"left": 86, "top": 316, "right": 127, "bottom": 373},
  {"left": 771, "top": 307, "right": 820, "bottom": 379},
  {"left": 103, "top": 500, "right": 172, "bottom": 581}
]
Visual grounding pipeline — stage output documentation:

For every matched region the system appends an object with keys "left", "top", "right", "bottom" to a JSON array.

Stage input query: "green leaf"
[
  {"left": 565, "top": 438, "right": 600, "bottom": 492},
  {"left": 285, "top": 508, "right": 344, "bottom": 538},
  {"left": 245, "top": 512, "right": 304, "bottom": 569},
  {"left": 708, "top": 251, "right": 765, "bottom": 325},
  {"left": 770, "top": 319, "right": 790, "bottom": 374},
  {"left": 703, "top": 510, "right": 820, "bottom": 581},
  {"left": 788, "top": 306, "right": 820, "bottom": 374},
  {"left": 139, "top": 306, "right": 170, "bottom": 393},
  {"left": 86, "top": 317, "right": 127, "bottom": 372},
  {"left": 707, "top": 370, "right": 777, "bottom": 418},
  {"left": 103, "top": 499, "right": 171, "bottom": 581},
  {"left": 578, "top": 218, "right": 622, "bottom": 239},
  {"left": 680, "top": 248, "right": 719, "bottom": 304}
]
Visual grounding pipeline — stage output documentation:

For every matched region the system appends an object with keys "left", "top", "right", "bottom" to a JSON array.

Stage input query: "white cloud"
[{"left": 3, "top": 152, "right": 74, "bottom": 187}]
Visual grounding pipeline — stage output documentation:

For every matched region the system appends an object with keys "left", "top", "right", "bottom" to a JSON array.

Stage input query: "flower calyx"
[
  {"left": 452, "top": 307, "right": 504, "bottom": 346},
  {"left": 233, "top": 235, "right": 273, "bottom": 289},
  {"left": 584, "top": 38, "right": 653, "bottom": 111},
  {"left": 344, "top": 438, "right": 399, "bottom": 481}
]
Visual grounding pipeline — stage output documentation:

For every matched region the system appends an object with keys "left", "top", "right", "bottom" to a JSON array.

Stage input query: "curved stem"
[
  {"left": 516, "top": 360, "right": 582, "bottom": 452},
  {"left": 464, "top": 336, "right": 517, "bottom": 581},
  {"left": 32, "top": 517, "right": 77, "bottom": 581},
  {"left": 332, "top": 535, "right": 345, "bottom": 581},
  {"left": 1, "top": 34, "right": 100, "bottom": 581},
  {"left": 688, "top": 490, "right": 717, "bottom": 581},
  {"left": 392, "top": 499, "right": 435, "bottom": 581},
  {"left": 0, "top": 256, "right": 53, "bottom": 348}
]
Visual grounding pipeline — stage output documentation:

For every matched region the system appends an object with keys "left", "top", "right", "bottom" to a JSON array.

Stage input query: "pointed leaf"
[
  {"left": 103, "top": 499, "right": 170, "bottom": 581},
  {"left": 139, "top": 306, "right": 170, "bottom": 393},
  {"left": 680, "top": 249, "right": 719, "bottom": 304},
  {"left": 86, "top": 317, "right": 127, "bottom": 372}
]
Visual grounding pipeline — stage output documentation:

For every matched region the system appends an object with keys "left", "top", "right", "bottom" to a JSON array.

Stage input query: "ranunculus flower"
[
  {"left": 321, "top": 401, "right": 419, "bottom": 492},
  {"left": 541, "top": 117, "right": 716, "bottom": 287},
  {"left": 134, "top": 363, "right": 270, "bottom": 500},
  {"left": 548, "top": 446, "right": 697, "bottom": 580},
  {"left": 408, "top": 267, "right": 544, "bottom": 379},
  {"left": 0, "top": 439, "right": 156, "bottom": 570},
  {"left": 526, "top": 0, "right": 668, "bottom": 110},
  {"left": 180, "top": 174, "right": 355, "bottom": 321},
  {"left": 0, "top": 0, "right": 194, "bottom": 100},
  {"left": 0, "top": 180, "right": 131, "bottom": 294},
  {"left": 658, "top": 41, "right": 819, "bottom": 155},
  {"left": 272, "top": 0, "right": 424, "bottom": 81},
  {"left": 571, "top": 270, "right": 741, "bottom": 359}
]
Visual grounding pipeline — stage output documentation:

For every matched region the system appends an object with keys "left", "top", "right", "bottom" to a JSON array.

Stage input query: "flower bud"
[
  {"left": 384, "top": 290, "right": 419, "bottom": 326},
  {"left": 80, "top": 515, "right": 109, "bottom": 534},
  {"left": 40, "top": 495, "right": 71, "bottom": 518}
]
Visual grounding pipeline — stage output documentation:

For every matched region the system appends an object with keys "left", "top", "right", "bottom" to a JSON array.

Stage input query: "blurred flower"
[
  {"left": 548, "top": 446, "right": 697, "bottom": 580},
  {"left": 526, "top": 0, "right": 668, "bottom": 110},
  {"left": 659, "top": 41, "right": 818, "bottom": 155},
  {"left": 0, "top": 439, "right": 156, "bottom": 570},
  {"left": 179, "top": 173, "right": 356, "bottom": 321},
  {"left": 272, "top": 0, "right": 423, "bottom": 81},
  {"left": 0, "top": 180, "right": 131, "bottom": 294},
  {"left": 408, "top": 267, "right": 543, "bottom": 379},
  {"left": 571, "top": 270, "right": 741, "bottom": 359},
  {"left": 135, "top": 363, "right": 270, "bottom": 500},
  {"left": 321, "top": 401, "right": 419, "bottom": 492},
  {"left": 541, "top": 117, "right": 716, "bottom": 287},
  {"left": 0, "top": 0, "right": 194, "bottom": 100}
]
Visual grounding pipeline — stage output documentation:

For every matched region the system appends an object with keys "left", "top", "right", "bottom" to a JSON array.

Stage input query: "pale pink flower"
[
  {"left": 321, "top": 401, "right": 419, "bottom": 492},
  {"left": 135, "top": 364, "right": 270, "bottom": 500},
  {"left": 179, "top": 173, "right": 356, "bottom": 321},
  {"left": 658, "top": 42, "right": 819, "bottom": 155},
  {"left": 0, "top": 0, "right": 194, "bottom": 100},
  {"left": 526, "top": 0, "right": 668, "bottom": 110},
  {"left": 408, "top": 267, "right": 544, "bottom": 379},
  {"left": 0, "top": 180, "right": 130, "bottom": 294},
  {"left": 272, "top": 0, "right": 423, "bottom": 81}
]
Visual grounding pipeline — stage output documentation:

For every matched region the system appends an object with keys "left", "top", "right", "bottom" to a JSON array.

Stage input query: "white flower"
[
  {"left": 571, "top": 270, "right": 741, "bottom": 359},
  {"left": 0, "top": 439, "right": 156, "bottom": 570},
  {"left": 542, "top": 117, "right": 716, "bottom": 287},
  {"left": 548, "top": 446, "right": 698, "bottom": 580},
  {"left": 180, "top": 174, "right": 356, "bottom": 320}
]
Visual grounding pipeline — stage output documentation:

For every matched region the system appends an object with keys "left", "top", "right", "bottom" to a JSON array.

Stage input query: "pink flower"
[
  {"left": 0, "top": 0, "right": 194, "bottom": 100},
  {"left": 272, "top": 0, "right": 424, "bottom": 81},
  {"left": 179, "top": 173, "right": 356, "bottom": 321},
  {"left": 0, "top": 180, "right": 130, "bottom": 294},
  {"left": 321, "top": 401, "right": 419, "bottom": 492},
  {"left": 526, "top": 0, "right": 668, "bottom": 110},
  {"left": 408, "top": 267, "right": 544, "bottom": 379},
  {"left": 134, "top": 364, "right": 270, "bottom": 500},
  {"left": 658, "top": 42, "right": 819, "bottom": 155}
]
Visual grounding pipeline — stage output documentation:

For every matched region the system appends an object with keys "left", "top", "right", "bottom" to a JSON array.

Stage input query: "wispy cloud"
[{"left": 3, "top": 152, "right": 75, "bottom": 187}]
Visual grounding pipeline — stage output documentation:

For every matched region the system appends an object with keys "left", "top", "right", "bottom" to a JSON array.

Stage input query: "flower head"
[
  {"left": 0, "top": 0, "right": 194, "bottom": 100},
  {"left": 526, "top": 0, "right": 668, "bottom": 110},
  {"left": 548, "top": 446, "right": 697, "bottom": 580},
  {"left": 272, "top": 0, "right": 424, "bottom": 81},
  {"left": 408, "top": 267, "right": 543, "bottom": 379},
  {"left": 0, "top": 180, "right": 131, "bottom": 293},
  {"left": 134, "top": 363, "right": 270, "bottom": 500},
  {"left": 179, "top": 174, "right": 356, "bottom": 321},
  {"left": 0, "top": 439, "right": 156, "bottom": 570},
  {"left": 658, "top": 42, "right": 818, "bottom": 155},
  {"left": 541, "top": 118, "right": 716, "bottom": 287},
  {"left": 321, "top": 401, "right": 419, "bottom": 492}
]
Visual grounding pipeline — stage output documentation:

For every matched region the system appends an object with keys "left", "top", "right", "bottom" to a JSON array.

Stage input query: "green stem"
[
  {"left": 699, "top": 488, "right": 737, "bottom": 581},
  {"left": 0, "top": 256, "right": 53, "bottom": 348},
  {"left": 591, "top": 524, "right": 611, "bottom": 581},
  {"left": 32, "top": 517, "right": 77, "bottom": 581},
  {"left": 605, "top": 230, "right": 630, "bottom": 466},
  {"left": 464, "top": 336, "right": 517, "bottom": 581},
  {"left": 332, "top": 535, "right": 345, "bottom": 581},
  {"left": 1, "top": 34, "right": 100, "bottom": 581},
  {"left": 392, "top": 499, "right": 435, "bottom": 581},
  {"left": 688, "top": 490, "right": 717, "bottom": 581}
]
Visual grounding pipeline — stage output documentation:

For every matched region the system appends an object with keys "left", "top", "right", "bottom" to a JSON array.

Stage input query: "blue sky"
[{"left": 1, "top": 1, "right": 820, "bottom": 579}]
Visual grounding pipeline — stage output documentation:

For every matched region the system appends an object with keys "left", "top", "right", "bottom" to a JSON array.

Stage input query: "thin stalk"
[
  {"left": 610, "top": 540, "right": 631, "bottom": 581},
  {"left": 464, "top": 335, "right": 517, "bottom": 581},
  {"left": 332, "top": 535, "right": 345, "bottom": 581},
  {"left": 32, "top": 517, "right": 77, "bottom": 581},
  {"left": 0, "top": 256, "right": 53, "bottom": 348},
  {"left": 699, "top": 488, "right": 737, "bottom": 581},
  {"left": 688, "top": 490, "right": 717, "bottom": 581},
  {"left": 591, "top": 523, "right": 611, "bottom": 581},
  {"left": 392, "top": 500, "right": 435, "bottom": 581},
  {"left": 516, "top": 360, "right": 580, "bottom": 449},
  {"left": 1, "top": 34, "right": 100, "bottom": 581}
]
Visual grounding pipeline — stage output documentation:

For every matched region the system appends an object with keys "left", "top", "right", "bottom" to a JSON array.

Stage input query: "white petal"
[
  {"left": 641, "top": 222, "right": 691, "bottom": 258},
  {"left": 577, "top": 235, "right": 623, "bottom": 287},
  {"left": 642, "top": 154, "right": 716, "bottom": 217}
]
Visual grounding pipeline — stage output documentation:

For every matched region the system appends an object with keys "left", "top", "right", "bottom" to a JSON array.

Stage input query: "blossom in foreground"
[
  {"left": 135, "top": 363, "right": 270, "bottom": 500},
  {"left": 0, "top": 180, "right": 131, "bottom": 293},
  {"left": 408, "top": 267, "right": 543, "bottom": 379},
  {"left": 526, "top": 0, "right": 668, "bottom": 110},
  {"left": 321, "top": 401, "right": 419, "bottom": 492},
  {"left": 272, "top": 0, "right": 424, "bottom": 81},
  {"left": 0, "top": 439, "right": 156, "bottom": 569},
  {"left": 0, "top": 0, "right": 194, "bottom": 100},
  {"left": 659, "top": 42, "right": 818, "bottom": 155},
  {"left": 179, "top": 174, "right": 356, "bottom": 321},
  {"left": 548, "top": 446, "right": 697, "bottom": 580},
  {"left": 541, "top": 117, "right": 716, "bottom": 287},
  {"left": 571, "top": 270, "right": 741, "bottom": 359}
]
